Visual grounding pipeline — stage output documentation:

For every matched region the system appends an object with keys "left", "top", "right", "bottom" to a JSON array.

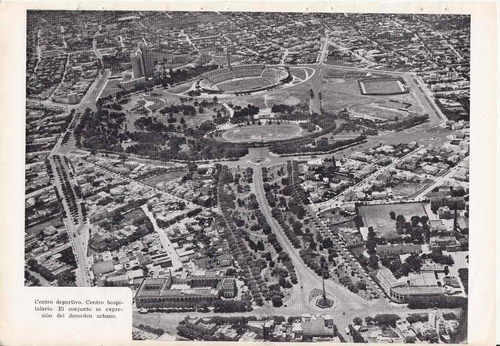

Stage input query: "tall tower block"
[
  {"left": 139, "top": 45, "right": 155, "bottom": 78},
  {"left": 130, "top": 51, "right": 144, "bottom": 78}
]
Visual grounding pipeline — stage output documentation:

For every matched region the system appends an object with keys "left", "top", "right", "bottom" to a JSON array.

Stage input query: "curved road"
[{"left": 253, "top": 167, "right": 380, "bottom": 312}]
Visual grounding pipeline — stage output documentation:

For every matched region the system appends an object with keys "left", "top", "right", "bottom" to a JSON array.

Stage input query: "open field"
[
  {"left": 323, "top": 69, "right": 368, "bottom": 80},
  {"left": 358, "top": 202, "right": 428, "bottom": 237},
  {"left": 264, "top": 94, "right": 302, "bottom": 107},
  {"left": 290, "top": 67, "right": 308, "bottom": 80},
  {"left": 322, "top": 78, "right": 362, "bottom": 95},
  {"left": 384, "top": 99, "right": 412, "bottom": 110},
  {"left": 222, "top": 123, "right": 303, "bottom": 143},
  {"left": 392, "top": 179, "right": 435, "bottom": 199},
  {"left": 318, "top": 79, "right": 367, "bottom": 113},
  {"left": 271, "top": 79, "right": 315, "bottom": 104},
  {"left": 349, "top": 103, "right": 407, "bottom": 121}
]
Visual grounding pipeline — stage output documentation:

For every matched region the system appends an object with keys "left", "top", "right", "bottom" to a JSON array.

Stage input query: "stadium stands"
[
  {"left": 199, "top": 65, "right": 289, "bottom": 94},
  {"left": 262, "top": 68, "right": 288, "bottom": 83},
  {"left": 208, "top": 71, "right": 235, "bottom": 84},
  {"left": 232, "top": 65, "right": 265, "bottom": 79}
]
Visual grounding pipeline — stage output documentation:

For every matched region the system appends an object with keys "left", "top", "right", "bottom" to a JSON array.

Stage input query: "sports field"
[
  {"left": 349, "top": 103, "right": 407, "bottom": 121},
  {"left": 358, "top": 202, "right": 428, "bottom": 237},
  {"left": 144, "top": 96, "right": 166, "bottom": 111},
  {"left": 222, "top": 123, "right": 303, "bottom": 143},
  {"left": 218, "top": 77, "right": 273, "bottom": 92},
  {"left": 359, "top": 79, "right": 407, "bottom": 95}
]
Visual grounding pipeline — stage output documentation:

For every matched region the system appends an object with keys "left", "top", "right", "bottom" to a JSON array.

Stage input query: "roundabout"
[
  {"left": 248, "top": 157, "right": 270, "bottom": 165},
  {"left": 315, "top": 296, "right": 335, "bottom": 309}
]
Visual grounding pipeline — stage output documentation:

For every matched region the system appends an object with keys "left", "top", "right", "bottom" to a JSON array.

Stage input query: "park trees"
[
  {"left": 353, "top": 215, "right": 364, "bottom": 229},
  {"left": 373, "top": 314, "right": 401, "bottom": 327}
]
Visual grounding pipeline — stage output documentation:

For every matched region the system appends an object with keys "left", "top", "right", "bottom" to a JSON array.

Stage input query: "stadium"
[{"left": 199, "top": 64, "right": 291, "bottom": 94}]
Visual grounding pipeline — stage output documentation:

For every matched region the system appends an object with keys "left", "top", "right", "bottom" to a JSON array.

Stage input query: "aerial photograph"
[{"left": 25, "top": 10, "right": 470, "bottom": 343}]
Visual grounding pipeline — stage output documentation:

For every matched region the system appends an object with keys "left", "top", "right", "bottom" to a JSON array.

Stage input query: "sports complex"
[{"left": 199, "top": 64, "right": 291, "bottom": 94}]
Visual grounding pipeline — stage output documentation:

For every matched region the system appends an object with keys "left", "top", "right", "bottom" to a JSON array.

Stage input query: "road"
[
  {"left": 222, "top": 103, "right": 234, "bottom": 118},
  {"left": 133, "top": 305, "right": 463, "bottom": 342},
  {"left": 141, "top": 205, "right": 183, "bottom": 271},
  {"left": 45, "top": 70, "right": 110, "bottom": 287},
  {"left": 80, "top": 69, "right": 111, "bottom": 111},
  {"left": 50, "top": 53, "right": 71, "bottom": 99},
  {"left": 30, "top": 27, "right": 467, "bottom": 339},
  {"left": 49, "top": 156, "right": 91, "bottom": 286},
  {"left": 253, "top": 167, "right": 380, "bottom": 312}
]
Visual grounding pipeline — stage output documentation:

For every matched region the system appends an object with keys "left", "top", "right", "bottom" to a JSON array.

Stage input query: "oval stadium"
[{"left": 199, "top": 64, "right": 290, "bottom": 94}]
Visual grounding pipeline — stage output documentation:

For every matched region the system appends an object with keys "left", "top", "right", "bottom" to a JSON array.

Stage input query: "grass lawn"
[
  {"left": 358, "top": 202, "right": 428, "bottom": 237},
  {"left": 323, "top": 69, "right": 367, "bottom": 80},
  {"left": 318, "top": 79, "right": 369, "bottom": 113},
  {"left": 222, "top": 123, "right": 303, "bottom": 143},
  {"left": 392, "top": 179, "right": 435, "bottom": 199},
  {"left": 349, "top": 103, "right": 407, "bottom": 121},
  {"left": 167, "top": 82, "right": 194, "bottom": 94},
  {"left": 290, "top": 67, "right": 308, "bottom": 80}
]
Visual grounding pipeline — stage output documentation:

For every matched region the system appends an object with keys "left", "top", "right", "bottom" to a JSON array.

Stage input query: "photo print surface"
[{"left": 25, "top": 10, "right": 470, "bottom": 343}]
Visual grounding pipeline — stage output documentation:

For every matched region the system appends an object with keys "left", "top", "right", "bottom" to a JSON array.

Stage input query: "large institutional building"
[
  {"left": 130, "top": 45, "right": 155, "bottom": 79},
  {"left": 130, "top": 43, "right": 192, "bottom": 79},
  {"left": 376, "top": 267, "right": 445, "bottom": 303},
  {"left": 135, "top": 271, "right": 237, "bottom": 309}
]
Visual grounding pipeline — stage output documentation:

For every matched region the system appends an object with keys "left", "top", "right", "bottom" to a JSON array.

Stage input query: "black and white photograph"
[{"left": 23, "top": 9, "right": 474, "bottom": 343}]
